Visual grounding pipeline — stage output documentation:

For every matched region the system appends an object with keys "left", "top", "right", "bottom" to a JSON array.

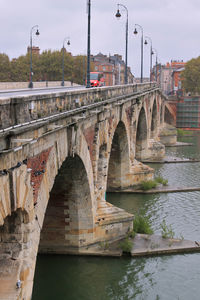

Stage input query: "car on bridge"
[{"left": 90, "top": 72, "right": 105, "bottom": 87}]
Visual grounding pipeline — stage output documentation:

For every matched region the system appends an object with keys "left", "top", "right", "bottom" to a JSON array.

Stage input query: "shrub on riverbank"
[
  {"left": 140, "top": 180, "right": 157, "bottom": 190},
  {"left": 133, "top": 214, "right": 154, "bottom": 235},
  {"left": 161, "top": 220, "right": 175, "bottom": 239},
  {"left": 120, "top": 238, "right": 133, "bottom": 253},
  {"left": 140, "top": 176, "right": 168, "bottom": 190},
  {"left": 155, "top": 176, "right": 168, "bottom": 186}
]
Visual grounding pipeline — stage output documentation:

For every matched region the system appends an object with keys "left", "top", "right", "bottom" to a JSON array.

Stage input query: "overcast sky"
[{"left": 1, "top": 0, "right": 200, "bottom": 77}]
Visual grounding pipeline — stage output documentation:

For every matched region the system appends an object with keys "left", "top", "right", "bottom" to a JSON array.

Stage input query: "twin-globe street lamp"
[
  {"left": 115, "top": 3, "right": 128, "bottom": 85},
  {"left": 28, "top": 25, "right": 40, "bottom": 88},
  {"left": 61, "top": 37, "right": 70, "bottom": 86},
  {"left": 133, "top": 24, "right": 144, "bottom": 83}
]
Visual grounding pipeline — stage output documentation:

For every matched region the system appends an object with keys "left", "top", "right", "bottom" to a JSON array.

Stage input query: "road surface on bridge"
[{"left": 0, "top": 85, "right": 85, "bottom": 99}]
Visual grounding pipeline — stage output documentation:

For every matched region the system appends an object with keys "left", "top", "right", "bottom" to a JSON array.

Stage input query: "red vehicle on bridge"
[{"left": 89, "top": 72, "right": 105, "bottom": 87}]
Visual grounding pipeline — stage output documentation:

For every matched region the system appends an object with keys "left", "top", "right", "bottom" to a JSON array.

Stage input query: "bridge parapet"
[{"left": 0, "top": 83, "right": 157, "bottom": 130}]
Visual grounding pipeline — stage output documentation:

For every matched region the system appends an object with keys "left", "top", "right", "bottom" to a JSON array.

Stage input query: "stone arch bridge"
[{"left": 0, "top": 83, "right": 175, "bottom": 299}]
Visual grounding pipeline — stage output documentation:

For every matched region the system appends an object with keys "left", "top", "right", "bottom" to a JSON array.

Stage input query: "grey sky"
[{"left": 1, "top": 0, "right": 200, "bottom": 77}]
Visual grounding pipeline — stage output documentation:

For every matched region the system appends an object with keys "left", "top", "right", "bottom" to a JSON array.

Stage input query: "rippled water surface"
[{"left": 32, "top": 132, "right": 200, "bottom": 300}]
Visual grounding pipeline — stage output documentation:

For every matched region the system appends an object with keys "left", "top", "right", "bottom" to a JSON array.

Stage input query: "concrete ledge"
[
  {"left": 166, "top": 141, "right": 193, "bottom": 147},
  {"left": 131, "top": 234, "right": 200, "bottom": 257},
  {"left": 39, "top": 244, "right": 122, "bottom": 257},
  {"left": 112, "top": 186, "right": 200, "bottom": 194},
  {"left": 142, "top": 156, "right": 200, "bottom": 164}
]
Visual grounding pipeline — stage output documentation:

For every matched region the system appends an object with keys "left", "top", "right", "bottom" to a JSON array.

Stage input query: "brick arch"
[
  {"left": 107, "top": 120, "right": 130, "bottom": 190},
  {"left": 39, "top": 154, "right": 94, "bottom": 251},
  {"left": 135, "top": 106, "right": 148, "bottom": 160}
]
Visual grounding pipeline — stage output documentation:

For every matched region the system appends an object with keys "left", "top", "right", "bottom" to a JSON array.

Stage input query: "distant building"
[
  {"left": 91, "top": 53, "right": 134, "bottom": 86},
  {"left": 151, "top": 60, "right": 186, "bottom": 96},
  {"left": 172, "top": 67, "right": 185, "bottom": 96},
  {"left": 27, "top": 46, "right": 40, "bottom": 56}
]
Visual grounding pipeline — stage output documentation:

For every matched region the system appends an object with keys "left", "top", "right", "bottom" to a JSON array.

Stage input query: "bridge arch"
[
  {"left": 135, "top": 107, "right": 148, "bottom": 160},
  {"left": 39, "top": 154, "right": 94, "bottom": 251},
  {"left": 151, "top": 99, "right": 158, "bottom": 138},
  {"left": 107, "top": 120, "right": 130, "bottom": 190}
]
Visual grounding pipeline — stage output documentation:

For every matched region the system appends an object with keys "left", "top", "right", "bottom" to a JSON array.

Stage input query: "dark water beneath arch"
[{"left": 32, "top": 132, "right": 200, "bottom": 300}]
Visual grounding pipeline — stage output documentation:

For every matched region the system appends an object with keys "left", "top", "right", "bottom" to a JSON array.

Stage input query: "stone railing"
[
  {"left": 0, "top": 83, "right": 158, "bottom": 130},
  {"left": 0, "top": 81, "right": 73, "bottom": 90}
]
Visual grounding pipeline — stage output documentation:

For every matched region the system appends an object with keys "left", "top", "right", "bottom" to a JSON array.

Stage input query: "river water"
[{"left": 32, "top": 132, "right": 200, "bottom": 300}]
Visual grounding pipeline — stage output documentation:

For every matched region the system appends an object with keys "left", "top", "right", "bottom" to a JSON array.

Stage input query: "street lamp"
[
  {"left": 134, "top": 24, "right": 144, "bottom": 83},
  {"left": 115, "top": 3, "right": 128, "bottom": 84},
  {"left": 152, "top": 48, "right": 158, "bottom": 82},
  {"left": 28, "top": 25, "right": 40, "bottom": 88},
  {"left": 61, "top": 37, "right": 70, "bottom": 87},
  {"left": 144, "top": 36, "right": 153, "bottom": 82},
  {"left": 86, "top": 0, "right": 91, "bottom": 88}
]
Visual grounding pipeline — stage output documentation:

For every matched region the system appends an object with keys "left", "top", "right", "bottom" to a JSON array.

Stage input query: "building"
[
  {"left": 172, "top": 67, "right": 185, "bottom": 97},
  {"left": 151, "top": 60, "right": 186, "bottom": 96},
  {"left": 91, "top": 53, "right": 134, "bottom": 86},
  {"left": 27, "top": 46, "right": 40, "bottom": 55}
]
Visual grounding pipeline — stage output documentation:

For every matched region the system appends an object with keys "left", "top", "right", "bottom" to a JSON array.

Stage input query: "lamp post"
[
  {"left": 144, "top": 36, "right": 153, "bottom": 82},
  {"left": 134, "top": 24, "right": 144, "bottom": 83},
  {"left": 61, "top": 37, "right": 70, "bottom": 87},
  {"left": 28, "top": 25, "right": 39, "bottom": 88},
  {"left": 86, "top": 0, "right": 91, "bottom": 88},
  {"left": 115, "top": 3, "right": 128, "bottom": 84},
  {"left": 152, "top": 48, "right": 158, "bottom": 82}
]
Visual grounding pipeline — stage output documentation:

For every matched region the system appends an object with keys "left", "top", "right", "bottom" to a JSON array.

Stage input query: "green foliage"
[
  {"left": 0, "top": 50, "right": 90, "bottom": 84},
  {"left": 10, "top": 55, "right": 29, "bottom": 81},
  {"left": 119, "top": 238, "right": 133, "bottom": 253},
  {"left": 0, "top": 53, "right": 11, "bottom": 81},
  {"left": 161, "top": 220, "right": 175, "bottom": 239},
  {"left": 140, "top": 180, "right": 157, "bottom": 190},
  {"left": 177, "top": 128, "right": 192, "bottom": 137},
  {"left": 133, "top": 215, "right": 154, "bottom": 234},
  {"left": 162, "top": 179, "right": 168, "bottom": 186},
  {"left": 127, "top": 230, "right": 136, "bottom": 239},
  {"left": 155, "top": 176, "right": 168, "bottom": 186},
  {"left": 177, "top": 128, "right": 185, "bottom": 137},
  {"left": 182, "top": 56, "right": 200, "bottom": 94}
]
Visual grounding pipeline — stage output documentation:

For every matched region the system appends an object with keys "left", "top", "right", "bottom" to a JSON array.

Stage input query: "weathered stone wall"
[{"left": 0, "top": 83, "right": 157, "bottom": 129}]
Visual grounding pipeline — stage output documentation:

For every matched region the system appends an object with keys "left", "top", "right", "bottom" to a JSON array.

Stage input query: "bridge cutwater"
[{"left": 0, "top": 83, "right": 175, "bottom": 299}]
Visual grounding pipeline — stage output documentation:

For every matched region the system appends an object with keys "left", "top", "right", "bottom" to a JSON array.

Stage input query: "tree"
[
  {"left": 72, "top": 55, "right": 87, "bottom": 85},
  {"left": 10, "top": 55, "right": 29, "bottom": 81},
  {"left": 182, "top": 57, "right": 200, "bottom": 94},
  {"left": 0, "top": 53, "right": 11, "bottom": 81},
  {"left": 0, "top": 50, "right": 92, "bottom": 84}
]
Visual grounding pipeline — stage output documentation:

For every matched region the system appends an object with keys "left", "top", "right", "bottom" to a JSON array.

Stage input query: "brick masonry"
[{"left": 27, "top": 147, "right": 52, "bottom": 203}]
